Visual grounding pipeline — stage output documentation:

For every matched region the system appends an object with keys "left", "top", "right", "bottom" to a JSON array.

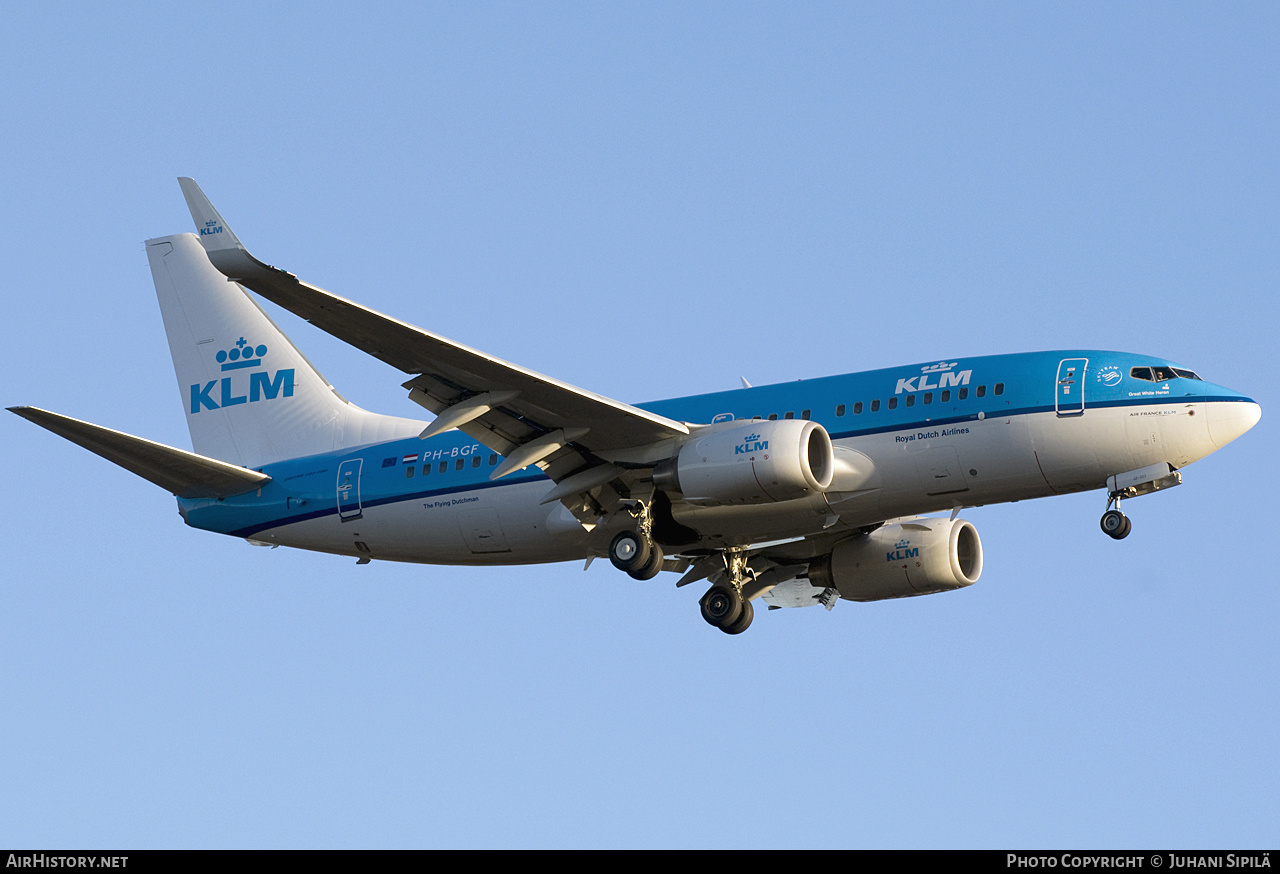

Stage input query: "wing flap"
[{"left": 10, "top": 407, "right": 271, "bottom": 499}]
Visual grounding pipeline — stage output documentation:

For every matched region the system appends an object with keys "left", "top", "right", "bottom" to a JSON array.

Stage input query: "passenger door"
[
  {"left": 336, "top": 458, "right": 363, "bottom": 521},
  {"left": 1055, "top": 358, "right": 1088, "bottom": 417}
]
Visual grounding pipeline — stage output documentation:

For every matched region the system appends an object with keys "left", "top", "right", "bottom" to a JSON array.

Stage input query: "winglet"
[
  {"left": 178, "top": 177, "right": 245, "bottom": 253},
  {"left": 176, "top": 178, "right": 291, "bottom": 282}
]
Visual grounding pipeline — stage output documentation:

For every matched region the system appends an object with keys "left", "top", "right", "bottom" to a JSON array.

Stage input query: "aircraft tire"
[
  {"left": 1100, "top": 510, "right": 1129, "bottom": 540},
  {"left": 609, "top": 530, "right": 651, "bottom": 573},
  {"left": 627, "top": 542, "right": 665, "bottom": 580},
  {"left": 721, "top": 597, "right": 754, "bottom": 635},
  {"left": 700, "top": 584, "right": 743, "bottom": 629}
]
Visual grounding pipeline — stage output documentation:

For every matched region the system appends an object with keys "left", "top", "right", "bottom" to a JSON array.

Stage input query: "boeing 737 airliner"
[{"left": 10, "top": 179, "right": 1262, "bottom": 634}]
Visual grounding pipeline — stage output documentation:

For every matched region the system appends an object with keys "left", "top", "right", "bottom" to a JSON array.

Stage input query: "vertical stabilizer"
[{"left": 147, "top": 233, "right": 423, "bottom": 466}]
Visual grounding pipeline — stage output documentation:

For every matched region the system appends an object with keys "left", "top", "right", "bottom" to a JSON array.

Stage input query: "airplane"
[{"left": 10, "top": 179, "right": 1262, "bottom": 634}]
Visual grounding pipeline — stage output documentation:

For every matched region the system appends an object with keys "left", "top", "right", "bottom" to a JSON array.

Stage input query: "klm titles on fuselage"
[
  {"left": 896, "top": 362, "right": 972, "bottom": 395},
  {"left": 895, "top": 426, "right": 970, "bottom": 444},
  {"left": 189, "top": 337, "right": 294, "bottom": 413}
]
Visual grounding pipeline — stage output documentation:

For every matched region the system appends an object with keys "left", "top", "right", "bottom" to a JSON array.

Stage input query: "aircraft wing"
[
  {"left": 9, "top": 406, "right": 271, "bottom": 499},
  {"left": 177, "top": 179, "right": 690, "bottom": 479}
]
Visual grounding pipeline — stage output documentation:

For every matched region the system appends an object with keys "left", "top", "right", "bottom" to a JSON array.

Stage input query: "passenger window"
[
  {"left": 472, "top": 456, "right": 481, "bottom": 468},
  {"left": 995, "top": 383, "right": 1004, "bottom": 395},
  {"left": 489, "top": 454, "right": 499, "bottom": 465},
  {"left": 871, "top": 399, "right": 880, "bottom": 412},
  {"left": 439, "top": 461, "right": 448, "bottom": 474},
  {"left": 888, "top": 397, "right": 898, "bottom": 410},
  {"left": 959, "top": 387, "right": 968, "bottom": 400},
  {"left": 836, "top": 404, "right": 845, "bottom": 417},
  {"left": 405, "top": 466, "right": 415, "bottom": 478},
  {"left": 768, "top": 413, "right": 778, "bottom": 421},
  {"left": 941, "top": 390, "right": 950, "bottom": 402},
  {"left": 853, "top": 401, "right": 863, "bottom": 414},
  {"left": 784, "top": 411, "right": 794, "bottom": 420},
  {"left": 801, "top": 409, "right": 811, "bottom": 420},
  {"left": 976, "top": 385, "right": 987, "bottom": 398},
  {"left": 923, "top": 392, "right": 932, "bottom": 404},
  {"left": 455, "top": 458, "right": 465, "bottom": 471},
  {"left": 905, "top": 395, "right": 915, "bottom": 407},
  {"left": 422, "top": 464, "right": 430, "bottom": 476}
]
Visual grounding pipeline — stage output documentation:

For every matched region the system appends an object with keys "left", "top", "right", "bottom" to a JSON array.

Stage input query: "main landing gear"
[
  {"left": 698, "top": 548, "right": 755, "bottom": 635},
  {"left": 699, "top": 584, "right": 754, "bottom": 635},
  {"left": 607, "top": 499, "right": 665, "bottom": 580},
  {"left": 1100, "top": 497, "right": 1132, "bottom": 540},
  {"left": 608, "top": 529, "right": 664, "bottom": 580},
  {"left": 606, "top": 502, "right": 756, "bottom": 634}
]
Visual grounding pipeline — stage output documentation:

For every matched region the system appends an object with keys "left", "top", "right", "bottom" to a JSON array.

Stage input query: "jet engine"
[
  {"left": 808, "top": 517, "right": 983, "bottom": 601},
  {"left": 653, "top": 419, "right": 834, "bottom": 506}
]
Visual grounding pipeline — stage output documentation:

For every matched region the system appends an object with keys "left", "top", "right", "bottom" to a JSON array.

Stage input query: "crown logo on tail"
[{"left": 216, "top": 337, "right": 268, "bottom": 371}]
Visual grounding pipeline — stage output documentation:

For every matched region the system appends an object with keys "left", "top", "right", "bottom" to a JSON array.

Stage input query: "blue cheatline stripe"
[{"left": 227, "top": 471, "right": 546, "bottom": 538}]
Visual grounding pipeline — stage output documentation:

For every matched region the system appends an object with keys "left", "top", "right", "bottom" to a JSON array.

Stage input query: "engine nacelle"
[
  {"left": 808, "top": 517, "right": 983, "bottom": 602},
  {"left": 654, "top": 419, "right": 834, "bottom": 506}
]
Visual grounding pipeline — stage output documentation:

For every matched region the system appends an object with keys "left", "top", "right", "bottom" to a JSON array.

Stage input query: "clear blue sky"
[{"left": 2, "top": 2, "right": 1276, "bottom": 848}]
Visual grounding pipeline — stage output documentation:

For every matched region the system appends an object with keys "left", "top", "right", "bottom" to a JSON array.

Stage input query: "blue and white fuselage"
[
  {"left": 179, "top": 349, "right": 1258, "bottom": 567},
  {"left": 10, "top": 179, "right": 1261, "bottom": 634}
]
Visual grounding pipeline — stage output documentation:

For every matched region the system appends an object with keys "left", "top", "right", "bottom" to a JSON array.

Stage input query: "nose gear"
[{"left": 1100, "top": 495, "right": 1132, "bottom": 540}]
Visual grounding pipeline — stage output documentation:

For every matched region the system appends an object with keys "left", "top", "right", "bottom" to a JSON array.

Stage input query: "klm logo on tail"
[
  {"left": 189, "top": 337, "right": 294, "bottom": 413},
  {"left": 199, "top": 219, "right": 223, "bottom": 237}
]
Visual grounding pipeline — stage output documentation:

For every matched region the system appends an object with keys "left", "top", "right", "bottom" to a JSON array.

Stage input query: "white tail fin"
[{"left": 148, "top": 233, "right": 423, "bottom": 466}]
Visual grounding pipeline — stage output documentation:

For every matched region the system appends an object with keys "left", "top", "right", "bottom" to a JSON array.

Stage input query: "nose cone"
[{"left": 1207, "top": 400, "right": 1262, "bottom": 448}]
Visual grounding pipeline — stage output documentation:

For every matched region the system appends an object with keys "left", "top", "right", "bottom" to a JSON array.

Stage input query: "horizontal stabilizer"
[{"left": 9, "top": 406, "right": 271, "bottom": 499}]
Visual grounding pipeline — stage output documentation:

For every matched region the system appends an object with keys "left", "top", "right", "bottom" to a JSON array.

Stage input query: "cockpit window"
[{"left": 1131, "top": 366, "right": 1201, "bottom": 382}]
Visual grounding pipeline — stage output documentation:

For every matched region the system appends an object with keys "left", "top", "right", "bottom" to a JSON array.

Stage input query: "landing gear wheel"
[
  {"left": 627, "top": 541, "right": 665, "bottom": 581},
  {"left": 1100, "top": 509, "right": 1131, "bottom": 540},
  {"left": 700, "top": 584, "right": 743, "bottom": 629},
  {"left": 609, "top": 530, "right": 651, "bottom": 573},
  {"left": 721, "top": 597, "right": 754, "bottom": 635}
]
